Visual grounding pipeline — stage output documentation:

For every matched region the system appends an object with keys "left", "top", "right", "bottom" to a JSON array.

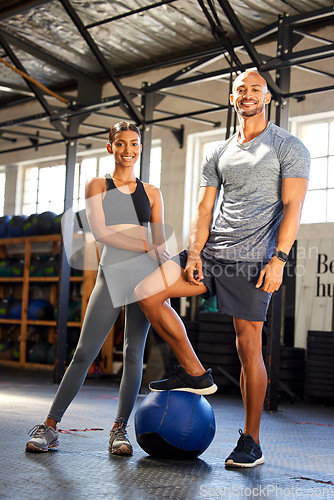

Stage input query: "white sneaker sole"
[
  {"left": 225, "top": 455, "right": 265, "bottom": 468},
  {"left": 26, "top": 441, "right": 59, "bottom": 452},
  {"left": 150, "top": 384, "right": 218, "bottom": 395}
]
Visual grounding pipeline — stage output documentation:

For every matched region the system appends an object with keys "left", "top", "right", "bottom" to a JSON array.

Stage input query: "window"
[
  {"left": 297, "top": 118, "right": 334, "bottom": 224},
  {"left": 22, "top": 165, "right": 66, "bottom": 215},
  {"left": 183, "top": 128, "right": 226, "bottom": 245},
  {"left": 21, "top": 143, "right": 162, "bottom": 216},
  {"left": 73, "top": 158, "right": 97, "bottom": 212},
  {"left": 0, "top": 172, "right": 5, "bottom": 216},
  {"left": 149, "top": 143, "right": 162, "bottom": 189}
]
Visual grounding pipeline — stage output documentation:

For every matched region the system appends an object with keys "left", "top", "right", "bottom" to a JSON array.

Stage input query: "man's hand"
[
  {"left": 185, "top": 251, "right": 204, "bottom": 285},
  {"left": 255, "top": 258, "right": 285, "bottom": 294}
]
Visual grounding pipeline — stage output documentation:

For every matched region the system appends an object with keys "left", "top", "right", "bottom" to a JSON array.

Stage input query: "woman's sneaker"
[
  {"left": 149, "top": 365, "right": 217, "bottom": 395},
  {"left": 225, "top": 429, "right": 265, "bottom": 468},
  {"left": 26, "top": 424, "right": 59, "bottom": 452},
  {"left": 109, "top": 423, "right": 133, "bottom": 455}
]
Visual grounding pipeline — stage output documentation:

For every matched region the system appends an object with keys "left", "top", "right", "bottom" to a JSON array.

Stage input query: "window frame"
[
  {"left": 290, "top": 111, "right": 334, "bottom": 224},
  {"left": 17, "top": 140, "right": 162, "bottom": 216}
]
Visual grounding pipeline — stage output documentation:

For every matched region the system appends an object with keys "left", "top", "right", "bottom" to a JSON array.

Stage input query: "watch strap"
[{"left": 273, "top": 250, "right": 289, "bottom": 263}]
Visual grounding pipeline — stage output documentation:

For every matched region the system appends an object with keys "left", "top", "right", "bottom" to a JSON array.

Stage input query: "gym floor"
[{"left": 1, "top": 368, "right": 333, "bottom": 500}]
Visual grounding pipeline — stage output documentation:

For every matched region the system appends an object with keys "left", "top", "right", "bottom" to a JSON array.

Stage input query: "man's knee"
[{"left": 234, "top": 320, "right": 263, "bottom": 359}]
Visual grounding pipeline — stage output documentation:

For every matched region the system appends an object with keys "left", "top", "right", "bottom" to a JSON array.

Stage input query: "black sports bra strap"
[{"left": 105, "top": 175, "right": 115, "bottom": 191}]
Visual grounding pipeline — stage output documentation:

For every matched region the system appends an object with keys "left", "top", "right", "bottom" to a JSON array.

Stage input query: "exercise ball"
[
  {"left": 0, "top": 258, "right": 13, "bottom": 277},
  {"left": 11, "top": 258, "right": 24, "bottom": 277},
  {"left": 30, "top": 256, "right": 46, "bottom": 277},
  {"left": 135, "top": 391, "right": 216, "bottom": 459},
  {"left": 27, "top": 342, "right": 50, "bottom": 364},
  {"left": 22, "top": 213, "right": 39, "bottom": 236},
  {"left": 7, "top": 215, "right": 27, "bottom": 237},
  {"left": 46, "top": 344, "right": 56, "bottom": 365},
  {"left": 28, "top": 299, "right": 54, "bottom": 320},
  {"left": 8, "top": 300, "right": 22, "bottom": 319},
  {"left": 35, "top": 211, "right": 56, "bottom": 235},
  {"left": 0, "top": 215, "right": 11, "bottom": 238},
  {"left": 44, "top": 254, "right": 59, "bottom": 277},
  {"left": 0, "top": 298, "right": 14, "bottom": 318},
  {"left": 52, "top": 213, "right": 62, "bottom": 234}
]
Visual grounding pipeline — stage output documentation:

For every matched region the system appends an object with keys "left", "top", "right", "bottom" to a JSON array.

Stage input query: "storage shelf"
[
  {"left": 0, "top": 234, "right": 113, "bottom": 373},
  {"left": 0, "top": 318, "right": 22, "bottom": 324},
  {"left": 0, "top": 234, "right": 61, "bottom": 245},
  {"left": 0, "top": 319, "right": 81, "bottom": 327},
  {"left": 0, "top": 277, "right": 24, "bottom": 282},
  {"left": 0, "top": 359, "right": 54, "bottom": 371},
  {"left": 0, "top": 276, "right": 83, "bottom": 283}
]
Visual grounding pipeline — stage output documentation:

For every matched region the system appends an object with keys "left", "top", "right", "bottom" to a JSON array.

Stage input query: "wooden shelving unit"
[{"left": 0, "top": 234, "right": 114, "bottom": 374}]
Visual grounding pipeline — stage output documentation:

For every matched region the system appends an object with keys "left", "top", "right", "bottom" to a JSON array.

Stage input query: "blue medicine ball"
[
  {"left": 22, "top": 213, "right": 39, "bottom": 236},
  {"left": 0, "top": 215, "right": 12, "bottom": 238},
  {"left": 135, "top": 391, "right": 216, "bottom": 459},
  {"left": 28, "top": 299, "right": 54, "bottom": 320},
  {"left": 7, "top": 215, "right": 27, "bottom": 237}
]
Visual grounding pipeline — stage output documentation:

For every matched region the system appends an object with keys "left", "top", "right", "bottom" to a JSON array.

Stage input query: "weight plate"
[
  {"left": 198, "top": 312, "right": 233, "bottom": 324},
  {"left": 198, "top": 331, "right": 236, "bottom": 344},
  {"left": 199, "top": 322, "right": 234, "bottom": 333},
  {"left": 197, "top": 343, "right": 236, "bottom": 355},
  {"left": 280, "top": 347, "right": 305, "bottom": 360}
]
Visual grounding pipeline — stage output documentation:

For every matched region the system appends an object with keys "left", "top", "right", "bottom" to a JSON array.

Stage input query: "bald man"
[{"left": 136, "top": 71, "right": 310, "bottom": 467}]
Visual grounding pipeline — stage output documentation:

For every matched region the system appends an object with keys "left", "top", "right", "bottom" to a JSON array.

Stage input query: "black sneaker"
[
  {"left": 225, "top": 429, "right": 265, "bottom": 468},
  {"left": 149, "top": 365, "right": 217, "bottom": 395}
]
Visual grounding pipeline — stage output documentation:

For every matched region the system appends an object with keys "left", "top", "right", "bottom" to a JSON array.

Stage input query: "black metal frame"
[{"left": 0, "top": 2, "right": 331, "bottom": 151}]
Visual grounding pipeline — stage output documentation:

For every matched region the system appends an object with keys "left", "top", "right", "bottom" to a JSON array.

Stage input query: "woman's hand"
[{"left": 147, "top": 242, "right": 170, "bottom": 264}]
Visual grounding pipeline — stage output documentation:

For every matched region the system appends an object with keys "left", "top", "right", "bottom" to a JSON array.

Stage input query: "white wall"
[{"left": 295, "top": 223, "right": 334, "bottom": 348}]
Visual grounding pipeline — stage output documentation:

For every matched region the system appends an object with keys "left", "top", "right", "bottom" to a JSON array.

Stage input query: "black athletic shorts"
[{"left": 173, "top": 249, "right": 272, "bottom": 322}]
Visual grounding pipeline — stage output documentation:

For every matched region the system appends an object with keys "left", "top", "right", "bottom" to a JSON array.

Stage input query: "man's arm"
[
  {"left": 256, "top": 177, "right": 308, "bottom": 293},
  {"left": 185, "top": 186, "right": 218, "bottom": 285}
]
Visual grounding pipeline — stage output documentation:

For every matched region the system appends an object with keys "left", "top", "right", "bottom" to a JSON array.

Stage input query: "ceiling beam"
[
  {"left": 284, "top": 5, "right": 334, "bottom": 26},
  {"left": 85, "top": 0, "right": 178, "bottom": 29},
  {"left": 215, "top": 0, "right": 282, "bottom": 99},
  {"left": 0, "top": 29, "right": 70, "bottom": 138},
  {"left": 0, "top": 0, "right": 53, "bottom": 20},
  {"left": 2, "top": 30, "right": 100, "bottom": 85},
  {"left": 262, "top": 44, "right": 334, "bottom": 71},
  {"left": 59, "top": 0, "right": 143, "bottom": 124}
]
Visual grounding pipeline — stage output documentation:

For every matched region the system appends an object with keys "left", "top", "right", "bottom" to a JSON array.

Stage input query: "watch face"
[{"left": 274, "top": 251, "right": 288, "bottom": 262}]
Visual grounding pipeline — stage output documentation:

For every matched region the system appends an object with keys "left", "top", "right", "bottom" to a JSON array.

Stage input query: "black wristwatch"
[{"left": 273, "top": 250, "right": 289, "bottom": 263}]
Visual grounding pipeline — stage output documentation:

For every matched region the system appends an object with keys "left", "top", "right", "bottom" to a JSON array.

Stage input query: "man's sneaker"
[
  {"left": 26, "top": 424, "right": 59, "bottom": 452},
  {"left": 225, "top": 429, "right": 265, "bottom": 468},
  {"left": 149, "top": 365, "right": 217, "bottom": 395},
  {"left": 109, "top": 422, "right": 133, "bottom": 455}
]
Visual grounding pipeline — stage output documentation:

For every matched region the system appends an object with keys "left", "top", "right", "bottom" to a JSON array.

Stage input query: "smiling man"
[{"left": 135, "top": 70, "right": 310, "bottom": 467}]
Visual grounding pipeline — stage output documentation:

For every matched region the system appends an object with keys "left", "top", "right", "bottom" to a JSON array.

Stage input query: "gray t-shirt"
[{"left": 201, "top": 121, "right": 310, "bottom": 263}]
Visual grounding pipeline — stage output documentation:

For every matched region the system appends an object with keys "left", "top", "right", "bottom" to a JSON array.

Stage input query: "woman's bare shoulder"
[{"left": 85, "top": 176, "right": 106, "bottom": 197}]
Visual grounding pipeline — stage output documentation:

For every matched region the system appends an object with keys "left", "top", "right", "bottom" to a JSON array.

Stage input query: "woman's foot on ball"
[{"left": 149, "top": 365, "right": 217, "bottom": 395}]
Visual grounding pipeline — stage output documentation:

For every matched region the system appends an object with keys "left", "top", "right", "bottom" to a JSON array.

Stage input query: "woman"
[{"left": 26, "top": 122, "right": 170, "bottom": 455}]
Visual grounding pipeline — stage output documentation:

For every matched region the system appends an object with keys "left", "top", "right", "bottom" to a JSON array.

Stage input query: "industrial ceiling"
[{"left": 0, "top": 0, "right": 333, "bottom": 157}]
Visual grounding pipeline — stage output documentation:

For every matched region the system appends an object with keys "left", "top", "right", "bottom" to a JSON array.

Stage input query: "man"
[{"left": 135, "top": 71, "right": 310, "bottom": 467}]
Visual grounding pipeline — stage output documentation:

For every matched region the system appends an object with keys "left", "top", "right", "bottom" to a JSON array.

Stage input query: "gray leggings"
[{"left": 48, "top": 261, "right": 154, "bottom": 424}]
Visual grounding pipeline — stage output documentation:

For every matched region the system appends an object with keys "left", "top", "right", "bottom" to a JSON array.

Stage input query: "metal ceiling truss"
[{"left": 0, "top": 0, "right": 332, "bottom": 155}]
